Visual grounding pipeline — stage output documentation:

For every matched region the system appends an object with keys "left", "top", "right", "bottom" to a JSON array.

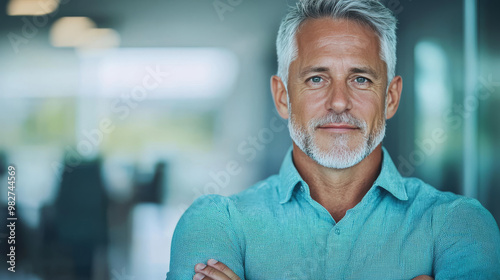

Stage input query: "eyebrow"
[
  {"left": 298, "top": 66, "right": 380, "bottom": 80},
  {"left": 298, "top": 66, "right": 330, "bottom": 79},
  {"left": 349, "top": 67, "right": 379, "bottom": 80}
]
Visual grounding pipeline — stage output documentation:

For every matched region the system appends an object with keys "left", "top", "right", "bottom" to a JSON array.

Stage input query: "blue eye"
[
  {"left": 310, "top": 76, "right": 323, "bottom": 83},
  {"left": 355, "top": 77, "right": 369, "bottom": 83}
]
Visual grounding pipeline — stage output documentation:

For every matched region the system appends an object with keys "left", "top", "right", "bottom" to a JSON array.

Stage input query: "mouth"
[{"left": 317, "top": 123, "right": 359, "bottom": 133}]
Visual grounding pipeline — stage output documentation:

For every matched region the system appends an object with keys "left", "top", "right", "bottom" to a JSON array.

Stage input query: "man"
[{"left": 167, "top": 0, "right": 500, "bottom": 279}]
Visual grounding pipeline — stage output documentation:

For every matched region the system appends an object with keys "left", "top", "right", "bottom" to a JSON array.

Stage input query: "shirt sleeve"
[
  {"left": 433, "top": 197, "right": 500, "bottom": 279},
  {"left": 166, "top": 194, "right": 244, "bottom": 280}
]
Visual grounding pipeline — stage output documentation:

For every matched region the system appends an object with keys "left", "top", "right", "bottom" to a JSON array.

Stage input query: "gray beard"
[{"left": 288, "top": 106, "right": 386, "bottom": 169}]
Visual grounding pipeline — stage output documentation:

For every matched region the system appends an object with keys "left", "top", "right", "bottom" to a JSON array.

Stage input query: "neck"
[{"left": 292, "top": 143, "right": 383, "bottom": 222}]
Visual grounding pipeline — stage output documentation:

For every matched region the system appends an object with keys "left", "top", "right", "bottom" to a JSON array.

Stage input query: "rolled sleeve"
[
  {"left": 167, "top": 194, "right": 244, "bottom": 280},
  {"left": 433, "top": 198, "right": 500, "bottom": 279}
]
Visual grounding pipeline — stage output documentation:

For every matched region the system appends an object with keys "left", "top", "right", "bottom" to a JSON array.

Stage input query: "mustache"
[{"left": 308, "top": 112, "right": 366, "bottom": 130}]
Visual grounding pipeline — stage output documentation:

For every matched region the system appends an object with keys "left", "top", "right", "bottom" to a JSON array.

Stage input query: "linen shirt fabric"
[{"left": 167, "top": 147, "right": 500, "bottom": 279}]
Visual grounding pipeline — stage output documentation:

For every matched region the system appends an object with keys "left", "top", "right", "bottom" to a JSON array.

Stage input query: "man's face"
[{"left": 287, "top": 18, "right": 389, "bottom": 169}]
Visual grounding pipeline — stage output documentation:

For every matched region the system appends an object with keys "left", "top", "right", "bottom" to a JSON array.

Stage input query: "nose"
[{"left": 325, "top": 81, "right": 352, "bottom": 114}]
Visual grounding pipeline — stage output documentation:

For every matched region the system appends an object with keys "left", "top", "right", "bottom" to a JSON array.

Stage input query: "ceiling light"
[
  {"left": 50, "top": 17, "right": 96, "bottom": 47},
  {"left": 7, "top": 0, "right": 59, "bottom": 16}
]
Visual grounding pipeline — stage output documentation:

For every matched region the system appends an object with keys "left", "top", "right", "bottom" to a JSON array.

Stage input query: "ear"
[
  {"left": 385, "top": 75, "right": 403, "bottom": 120},
  {"left": 271, "top": 75, "right": 289, "bottom": 120}
]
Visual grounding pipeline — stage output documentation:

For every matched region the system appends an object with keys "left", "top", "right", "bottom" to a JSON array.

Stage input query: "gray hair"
[{"left": 276, "top": 0, "right": 398, "bottom": 89}]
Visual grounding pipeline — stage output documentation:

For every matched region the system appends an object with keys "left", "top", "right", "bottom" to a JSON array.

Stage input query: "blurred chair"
[
  {"left": 133, "top": 161, "right": 166, "bottom": 204},
  {"left": 40, "top": 158, "right": 109, "bottom": 280}
]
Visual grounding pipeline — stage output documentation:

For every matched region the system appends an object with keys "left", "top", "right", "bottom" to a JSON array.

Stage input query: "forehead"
[{"left": 294, "top": 17, "right": 383, "bottom": 69}]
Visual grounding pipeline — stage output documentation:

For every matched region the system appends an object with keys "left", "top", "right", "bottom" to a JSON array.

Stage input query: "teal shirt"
[{"left": 167, "top": 147, "right": 500, "bottom": 279}]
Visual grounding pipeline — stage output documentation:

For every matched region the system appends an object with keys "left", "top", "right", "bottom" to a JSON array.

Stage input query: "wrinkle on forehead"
[
  {"left": 297, "top": 18, "right": 379, "bottom": 48},
  {"left": 315, "top": 34, "right": 371, "bottom": 51},
  {"left": 292, "top": 17, "right": 384, "bottom": 77}
]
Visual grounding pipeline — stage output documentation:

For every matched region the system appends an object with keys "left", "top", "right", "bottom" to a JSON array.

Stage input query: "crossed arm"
[
  {"left": 168, "top": 195, "right": 500, "bottom": 280},
  {"left": 191, "top": 259, "right": 434, "bottom": 280}
]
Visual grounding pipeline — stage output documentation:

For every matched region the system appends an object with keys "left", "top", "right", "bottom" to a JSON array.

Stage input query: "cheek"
[
  {"left": 296, "top": 91, "right": 330, "bottom": 114},
  {"left": 291, "top": 94, "right": 325, "bottom": 118},
  {"left": 351, "top": 98, "right": 383, "bottom": 127},
  {"left": 368, "top": 107, "right": 386, "bottom": 131}
]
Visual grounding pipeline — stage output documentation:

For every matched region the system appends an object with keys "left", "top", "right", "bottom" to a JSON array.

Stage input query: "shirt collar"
[
  {"left": 374, "top": 147, "right": 409, "bottom": 201},
  {"left": 278, "top": 146, "right": 408, "bottom": 204},
  {"left": 278, "top": 146, "right": 304, "bottom": 204}
]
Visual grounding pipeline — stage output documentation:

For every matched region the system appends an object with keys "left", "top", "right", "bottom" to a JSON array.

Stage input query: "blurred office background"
[{"left": 0, "top": 0, "right": 498, "bottom": 279}]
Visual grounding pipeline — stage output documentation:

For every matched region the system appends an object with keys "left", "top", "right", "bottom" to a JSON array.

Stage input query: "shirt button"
[{"left": 335, "top": 228, "right": 341, "bottom": 235}]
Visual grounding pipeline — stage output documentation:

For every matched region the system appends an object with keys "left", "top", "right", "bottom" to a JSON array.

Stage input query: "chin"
[
  {"left": 307, "top": 135, "right": 370, "bottom": 169},
  {"left": 288, "top": 114, "right": 385, "bottom": 169},
  {"left": 317, "top": 133, "right": 364, "bottom": 153}
]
